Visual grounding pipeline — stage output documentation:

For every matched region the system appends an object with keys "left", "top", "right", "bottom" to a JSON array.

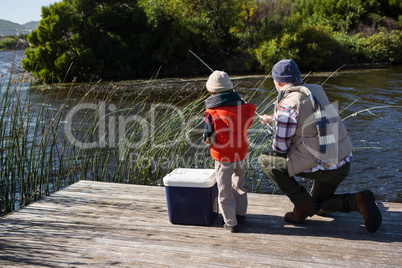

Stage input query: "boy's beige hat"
[{"left": 206, "top": 71, "right": 233, "bottom": 93}]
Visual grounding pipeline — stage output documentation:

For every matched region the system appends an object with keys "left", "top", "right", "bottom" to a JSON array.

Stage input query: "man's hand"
[{"left": 259, "top": 114, "right": 273, "bottom": 125}]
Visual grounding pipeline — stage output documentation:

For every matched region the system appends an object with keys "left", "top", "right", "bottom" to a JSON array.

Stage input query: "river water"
[
  {"left": 1, "top": 50, "right": 401, "bottom": 203},
  {"left": 243, "top": 66, "right": 402, "bottom": 202}
]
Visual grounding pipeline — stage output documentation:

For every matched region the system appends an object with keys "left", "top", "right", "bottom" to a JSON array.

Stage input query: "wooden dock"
[{"left": 1, "top": 180, "right": 401, "bottom": 267}]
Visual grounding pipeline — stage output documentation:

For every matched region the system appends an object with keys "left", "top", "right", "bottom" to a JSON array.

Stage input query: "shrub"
[
  {"left": 254, "top": 36, "right": 298, "bottom": 72},
  {"left": 255, "top": 23, "right": 338, "bottom": 71},
  {"left": 0, "top": 38, "right": 17, "bottom": 50},
  {"left": 334, "top": 30, "right": 402, "bottom": 64},
  {"left": 333, "top": 32, "right": 369, "bottom": 64},
  {"left": 366, "top": 30, "right": 402, "bottom": 62}
]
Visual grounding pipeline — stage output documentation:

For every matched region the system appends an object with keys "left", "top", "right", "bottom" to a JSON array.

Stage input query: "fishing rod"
[
  {"left": 189, "top": 50, "right": 214, "bottom": 73},
  {"left": 188, "top": 50, "right": 275, "bottom": 137}
]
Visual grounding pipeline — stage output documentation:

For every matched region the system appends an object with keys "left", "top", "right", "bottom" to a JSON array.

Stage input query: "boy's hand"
[
  {"left": 259, "top": 114, "right": 273, "bottom": 125},
  {"left": 204, "top": 136, "right": 215, "bottom": 145}
]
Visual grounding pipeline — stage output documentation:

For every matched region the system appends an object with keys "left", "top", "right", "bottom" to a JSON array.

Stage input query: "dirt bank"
[
  {"left": 36, "top": 75, "right": 269, "bottom": 100},
  {"left": 34, "top": 63, "right": 393, "bottom": 99}
]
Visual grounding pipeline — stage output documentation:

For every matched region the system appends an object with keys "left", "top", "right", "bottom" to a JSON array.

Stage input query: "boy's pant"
[
  {"left": 215, "top": 159, "right": 247, "bottom": 227},
  {"left": 258, "top": 153, "right": 357, "bottom": 214}
]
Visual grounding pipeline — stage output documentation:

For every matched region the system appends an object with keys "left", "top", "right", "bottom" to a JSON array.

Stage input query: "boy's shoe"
[
  {"left": 223, "top": 224, "right": 238, "bottom": 233},
  {"left": 284, "top": 199, "right": 320, "bottom": 224},
  {"left": 236, "top": 215, "right": 246, "bottom": 221},
  {"left": 355, "top": 190, "right": 382, "bottom": 233}
]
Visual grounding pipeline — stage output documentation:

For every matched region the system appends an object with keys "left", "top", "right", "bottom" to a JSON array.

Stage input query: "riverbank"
[
  {"left": 2, "top": 49, "right": 395, "bottom": 98},
  {"left": 33, "top": 62, "right": 395, "bottom": 99}
]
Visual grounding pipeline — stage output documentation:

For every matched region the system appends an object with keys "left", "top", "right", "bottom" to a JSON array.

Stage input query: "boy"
[{"left": 203, "top": 71, "right": 256, "bottom": 232}]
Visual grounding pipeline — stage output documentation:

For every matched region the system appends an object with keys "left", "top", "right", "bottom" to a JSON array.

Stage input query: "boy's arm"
[{"left": 203, "top": 112, "right": 215, "bottom": 145}]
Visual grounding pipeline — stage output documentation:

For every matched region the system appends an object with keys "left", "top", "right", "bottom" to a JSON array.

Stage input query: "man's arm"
[{"left": 272, "top": 105, "right": 298, "bottom": 153}]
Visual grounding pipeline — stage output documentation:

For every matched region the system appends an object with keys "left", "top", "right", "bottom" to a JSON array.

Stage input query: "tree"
[
  {"left": 21, "top": 0, "right": 402, "bottom": 80},
  {"left": 291, "top": 0, "right": 402, "bottom": 33},
  {"left": 180, "top": 0, "right": 241, "bottom": 52},
  {"left": 139, "top": 0, "right": 202, "bottom": 74},
  {"left": 23, "top": 0, "right": 153, "bottom": 82},
  {"left": 22, "top": 2, "right": 79, "bottom": 82}
]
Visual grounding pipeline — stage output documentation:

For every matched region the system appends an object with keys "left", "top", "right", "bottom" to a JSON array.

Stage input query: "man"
[{"left": 258, "top": 59, "right": 382, "bottom": 232}]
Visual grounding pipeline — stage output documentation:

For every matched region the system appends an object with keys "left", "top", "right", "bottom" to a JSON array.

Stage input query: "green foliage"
[
  {"left": 0, "top": 38, "right": 17, "bottom": 50},
  {"left": 166, "top": 0, "right": 245, "bottom": 71},
  {"left": 139, "top": 0, "right": 201, "bottom": 71},
  {"left": 255, "top": 23, "right": 338, "bottom": 71},
  {"left": 23, "top": 0, "right": 153, "bottom": 82},
  {"left": 73, "top": 0, "right": 153, "bottom": 80},
  {"left": 292, "top": 0, "right": 402, "bottom": 33},
  {"left": 20, "top": 0, "right": 402, "bottom": 81},
  {"left": 332, "top": 33, "right": 366, "bottom": 64},
  {"left": 0, "top": 35, "right": 29, "bottom": 51},
  {"left": 334, "top": 30, "right": 402, "bottom": 64},
  {"left": 232, "top": 1, "right": 292, "bottom": 47},
  {"left": 365, "top": 31, "right": 401, "bottom": 62},
  {"left": 179, "top": 0, "right": 242, "bottom": 48},
  {"left": 22, "top": 2, "right": 78, "bottom": 82}
]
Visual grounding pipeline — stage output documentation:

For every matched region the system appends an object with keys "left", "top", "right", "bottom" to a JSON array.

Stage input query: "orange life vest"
[{"left": 206, "top": 103, "right": 256, "bottom": 162}]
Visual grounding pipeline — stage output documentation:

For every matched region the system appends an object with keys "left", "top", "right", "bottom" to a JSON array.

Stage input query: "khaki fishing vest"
[{"left": 277, "top": 84, "right": 353, "bottom": 176}]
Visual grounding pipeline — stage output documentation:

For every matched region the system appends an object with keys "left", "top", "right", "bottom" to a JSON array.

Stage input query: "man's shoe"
[
  {"left": 284, "top": 199, "right": 320, "bottom": 224},
  {"left": 223, "top": 224, "right": 238, "bottom": 233},
  {"left": 355, "top": 190, "right": 382, "bottom": 233}
]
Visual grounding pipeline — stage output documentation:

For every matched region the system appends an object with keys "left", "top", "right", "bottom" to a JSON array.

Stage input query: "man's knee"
[
  {"left": 258, "top": 154, "right": 273, "bottom": 171},
  {"left": 258, "top": 154, "right": 287, "bottom": 171}
]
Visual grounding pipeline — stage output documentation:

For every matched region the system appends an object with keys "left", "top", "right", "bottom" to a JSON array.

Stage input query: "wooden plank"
[{"left": 0, "top": 180, "right": 401, "bottom": 267}]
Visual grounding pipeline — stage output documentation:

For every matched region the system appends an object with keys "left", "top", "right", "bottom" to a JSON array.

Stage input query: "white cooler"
[{"left": 163, "top": 168, "right": 218, "bottom": 226}]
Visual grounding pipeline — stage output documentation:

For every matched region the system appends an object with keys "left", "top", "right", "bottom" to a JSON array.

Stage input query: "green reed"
[{"left": 0, "top": 67, "right": 276, "bottom": 216}]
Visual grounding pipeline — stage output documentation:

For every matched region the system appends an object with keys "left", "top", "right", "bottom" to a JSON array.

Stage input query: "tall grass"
[
  {"left": 7, "top": 59, "right": 399, "bottom": 217},
  {"left": 0, "top": 66, "right": 275, "bottom": 216}
]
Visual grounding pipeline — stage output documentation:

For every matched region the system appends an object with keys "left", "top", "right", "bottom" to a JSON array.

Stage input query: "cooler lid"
[{"left": 163, "top": 168, "right": 216, "bottom": 188}]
